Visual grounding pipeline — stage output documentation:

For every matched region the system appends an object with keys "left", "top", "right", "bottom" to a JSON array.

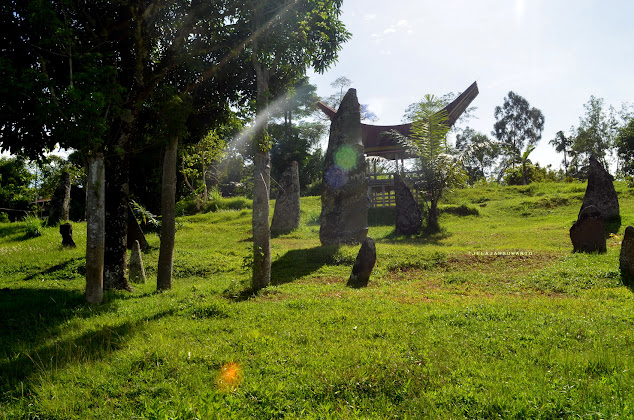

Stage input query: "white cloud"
[
  {"left": 364, "top": 13, "right": 377, "bottom": 21},
  {"left": 383, "top": 28, "right": 397, "bottom": 34},
  {"left": 396, "top": 19, "right": 409, "bottom": 27}
]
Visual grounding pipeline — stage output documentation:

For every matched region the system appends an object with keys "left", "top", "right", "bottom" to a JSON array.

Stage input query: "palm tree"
[
  {"left": 549, "top": 130, "right": 574, "bottom": 169},
  {"left": 394, "top": 95, "right": 466, "bottom": 232}
]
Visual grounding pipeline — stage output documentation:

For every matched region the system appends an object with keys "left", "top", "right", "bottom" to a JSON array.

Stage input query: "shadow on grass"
[
  {"left": 224, "top": 245, "right": 341, "bottom": 301},
  {"left": 0, "top": 287, "right": 172, "bottom": 400},
  {"left": 24, "top": 257, "right": 85, "bottom": 281},
  {"left": 605, "top": 216, "right": 621, "bottom": 235},
  {"left": 271, "top": 245, "right": 340, "bottom": 286},
  {"left": 384, "top": 228, "right": 452, "bottom": 245},
  {"left": 0, "top": 224, "right": 38, "bottom": 243}
]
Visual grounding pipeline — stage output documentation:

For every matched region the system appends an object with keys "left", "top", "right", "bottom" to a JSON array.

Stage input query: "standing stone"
[
  {"left": 128, "top": 240, "right": 146, "bottom": 284},
  {"left": 271, "top": 161, "right": 301, "bottom": 235},
  {"left": 570, "top": 205, "right": 606, "bottom": 253},
  {"left": 394, "top": 173, "right": 422, "bottom": 235},
  {"left": 127, "top": 205, "right": 149, "bottom": 250},
  {"left": 619, "top": 226, "right": 634, "bottom": 286},
  {"left": 48, "top": 171, "right": 71, "bottom": 226},
  {"left": 579, "top": 155, "right": 620, "bottom": 222},
  {"left": 59, "top": 222, "right": 76, "bottom": 248},
  {"left": 320, "top": 88, "right": 368, "bottom": 246},
  {"left": 347, "top": 237, "right": 376, "bottom": 288}
]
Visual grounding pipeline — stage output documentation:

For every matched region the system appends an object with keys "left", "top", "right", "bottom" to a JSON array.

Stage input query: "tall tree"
[
  {"left": 492, "top": 91, "right": 545, "bottom": 174},
  {"left": 1, "top": 1, "right": 257, "bottom": 298},
  {"left": 239, "top": 0, "right": 350, "bottom": 290},
  {"left": 455, "top": 127, "right": 500, "bottom": 184},
  {"left": 570, "top": 96, "right": 619, "bottom": 170},
  {"left": 616, "top": 118, "right": 634, "bottom": 177},
  {"left": 549, "top": 130, "right": 574, "bottom": 170},
  {"left": 269, "top": 79, "right": 326, "bottom": 192},
  {"left": 322, "top": 76, "right": 378, "bottom": 121}
]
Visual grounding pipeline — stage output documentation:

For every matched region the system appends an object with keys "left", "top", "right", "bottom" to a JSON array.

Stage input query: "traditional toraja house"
[{"left": 317, "top": 81, "right": 479, "bottom": 207}]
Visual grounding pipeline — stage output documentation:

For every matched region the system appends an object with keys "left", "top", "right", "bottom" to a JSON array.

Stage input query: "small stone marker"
[
  {"left": 271, "top": 161, "right": 301, "bottom": 235},
  {"left": 347, "top": 237, "right": 376, "bottom": 288},
  {"left": 579, "top": 155, "right": 620, "bottom": 222},
  {"left": 59, "top": 222, "right": 76, "bottom": 248},
  {"left": 619, "top": 225, "right": 634, "bottom": 286},
  {"left": 569, "top": 205, "right": 606, "bottom": 253},
  {"left": 129, "top": 240, "right": 147, "bottom": 284},
  {"left": 394, "top": 173, "right": 422, "bottom": 235}
]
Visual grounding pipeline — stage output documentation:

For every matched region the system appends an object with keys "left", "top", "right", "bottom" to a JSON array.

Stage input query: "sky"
[{"left": 307, "top": 0, "right": 634, "bottom": 169}]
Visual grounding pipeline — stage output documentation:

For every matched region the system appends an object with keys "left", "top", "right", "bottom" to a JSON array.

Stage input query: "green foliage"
[
  {"left": 21, "top": 214, "right": 43, "bottom": 238},
  {"left": 396, "top": 94, "right": 467, "bottom": 232},
  {"left": 176, "top": 193, "right": 252, "bottom": 216},
  {"left": 616, "top": 117, "right": 634, "bottom": 176},
  {"left": 0, "top": 212, "right": 9, "bottom": 223},
  {"left": 180, "top": 128, "right": 228, "bottom": 210},
  {"left": 493, "top": 91, "right": 545, "bottom": 175},
  {"left": 549, "top": 130, "right": 575, "bottom": 170},
  {"left": 0, "top": 157, "right": 35, "bottom": 216},
  {"left": 503, "top": 162, "right": 560, "bottom": 185},
  {"left": 270, "top": 122, "right": 325, "bottom": 195},
  {"left": 570, "top": 96, "right": 619, "bottom": 170},
  {"left": 456, "top": 127, "right": 500, "bottom": 183},
  {"left": 130, "top": 200, "right": 161, "bottom": 233}
]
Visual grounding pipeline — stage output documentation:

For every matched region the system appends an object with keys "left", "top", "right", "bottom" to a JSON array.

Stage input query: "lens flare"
[
  {"left": 334, "top": 145, "right": 359, "bottom": 171},
  {"left": 325, "top": 165, "right": 348, "bottom": 189},
  {"left": 216, "top": 362, "right": 243, "bottom": 392}
]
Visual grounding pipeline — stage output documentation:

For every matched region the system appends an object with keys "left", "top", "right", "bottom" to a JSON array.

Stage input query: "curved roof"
[{"left": 317, "top": 81, "right": 479, "bottom": 159}]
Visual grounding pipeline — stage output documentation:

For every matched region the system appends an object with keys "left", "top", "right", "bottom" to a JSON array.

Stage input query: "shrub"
[
  {"left": 0, "top": 212, "right": 9, "bottom": 223},
  {"left": 503, "top": 163, "right": 560, "bottom": 185},
  {"left": 22, "top": 214, "right": 43, "bottom": 238}
]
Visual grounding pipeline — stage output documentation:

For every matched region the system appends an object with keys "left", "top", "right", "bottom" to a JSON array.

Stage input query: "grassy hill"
[{"left": 1, "top": 181, "right": 634, "bottom": 418}]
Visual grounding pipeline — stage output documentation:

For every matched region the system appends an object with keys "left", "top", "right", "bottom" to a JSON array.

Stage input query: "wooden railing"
[{"left": 366, "top": 170, "right": 424, "bottom": 208}]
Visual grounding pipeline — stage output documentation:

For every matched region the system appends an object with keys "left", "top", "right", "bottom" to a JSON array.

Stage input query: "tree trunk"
[
  {"left": 251, "top": 48, "right": 272, "bottom": 291},
  {"left": 104, "top": 145, "right": 132, "bottom": 291},
  {"left": 85, "top": 154, "right": 105, "bottom": 304},
  {"left": 252, "top": 149, "right": 271, "bottom": 290},
  {"left": 157, "top": 135, "right": 179, "bottom": 291}
]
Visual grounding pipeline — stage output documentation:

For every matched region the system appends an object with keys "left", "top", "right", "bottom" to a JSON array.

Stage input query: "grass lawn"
[{"left": 1, "top": 181, "right": 634, "bottom": 419}]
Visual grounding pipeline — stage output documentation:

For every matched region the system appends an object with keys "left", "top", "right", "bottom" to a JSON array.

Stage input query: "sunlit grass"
[{"left": 1, "top": 181, "right": 634, "bottom": 418}]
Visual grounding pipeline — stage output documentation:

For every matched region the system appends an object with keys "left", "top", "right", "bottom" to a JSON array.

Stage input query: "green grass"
[{"left": 2, "top": 181, "right": 634, "bottom": 418}]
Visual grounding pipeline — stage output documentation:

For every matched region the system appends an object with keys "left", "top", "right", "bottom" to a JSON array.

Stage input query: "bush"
[
  {"left": 503, "top": 163, "right": 560, "bottom": 185},
  {"left": 22, "top": 214, "right": 43, "bottom": 238},
  {"left": 0, "top": 212, "right": 9, "bottom": 223}
]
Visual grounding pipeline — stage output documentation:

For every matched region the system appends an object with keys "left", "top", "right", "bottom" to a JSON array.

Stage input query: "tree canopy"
[{"left": 492, "top": 91, "right": 545, "bottom": 167}]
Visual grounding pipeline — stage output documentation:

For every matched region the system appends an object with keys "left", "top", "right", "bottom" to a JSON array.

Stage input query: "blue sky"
[{"left": 308, "top": 0, "right": 634, "bottom": 169}]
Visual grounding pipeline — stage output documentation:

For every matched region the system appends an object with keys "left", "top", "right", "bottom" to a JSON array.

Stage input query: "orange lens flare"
[{"left": 216, "top": 362, "right": 243, "bottom": 391}]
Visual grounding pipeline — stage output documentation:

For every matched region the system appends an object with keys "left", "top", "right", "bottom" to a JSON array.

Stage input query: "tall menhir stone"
[
  {"left": 48, "top": 171, "right": 71, "bottom": 226},
  {"left": 320, "top": 88, "right": 368, "bottom": 246},
  {"left": 579, "top": 155, "right": 619, "bottom": 222},
  {"left": 271, "top": 161, "right": 301, "bottom": 235}
]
